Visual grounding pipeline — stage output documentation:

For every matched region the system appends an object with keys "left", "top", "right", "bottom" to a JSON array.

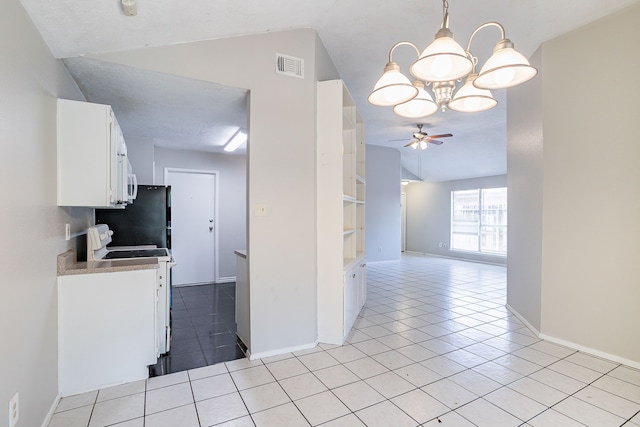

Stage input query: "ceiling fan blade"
[
  {"left": 427, "top": 139, "right": 444, "bottom": 145},
  {"left": 427, "top": 133, "right": 453, "bottom": 139}
]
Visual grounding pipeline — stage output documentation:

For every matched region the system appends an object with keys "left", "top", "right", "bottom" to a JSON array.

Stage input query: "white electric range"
[{"left": 87, "top": 224, "right": 176, "bottom": 356}]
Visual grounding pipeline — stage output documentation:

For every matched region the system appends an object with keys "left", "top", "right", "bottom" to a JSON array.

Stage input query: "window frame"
[{"left": 450, "top": 187, "right": 507, "bottom": 256}]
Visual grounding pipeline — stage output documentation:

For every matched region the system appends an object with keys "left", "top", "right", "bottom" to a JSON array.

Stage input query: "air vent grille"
[{"left": 275, "top": 53, "right": 304, "bottom": 79}]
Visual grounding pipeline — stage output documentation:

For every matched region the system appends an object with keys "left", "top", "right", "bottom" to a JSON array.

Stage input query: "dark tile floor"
[{"left": 148, "top": 283, "right": 246, "bottom": 377}]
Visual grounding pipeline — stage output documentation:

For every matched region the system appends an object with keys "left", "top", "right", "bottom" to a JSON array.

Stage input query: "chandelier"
[{"left": 368, "top": 0, "right": 537, "bottom": 117}]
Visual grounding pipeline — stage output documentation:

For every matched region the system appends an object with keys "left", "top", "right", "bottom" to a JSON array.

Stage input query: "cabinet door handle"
[{"left": 352, "top": 273, "right": 356, "bottom": 278}]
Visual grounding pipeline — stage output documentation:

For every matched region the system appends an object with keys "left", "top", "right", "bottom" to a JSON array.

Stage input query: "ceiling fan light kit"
[
  {"left": 400, "top": 124, "right": 452, "bottom": 150},
  {"left": 369, "top": 0, "right": 537, "bottom": 116}
]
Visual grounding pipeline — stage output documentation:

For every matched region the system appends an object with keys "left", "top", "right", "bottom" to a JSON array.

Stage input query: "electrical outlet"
[
  {"left": 65, "top": 223, "right": 71, "bottom": 241},
  {"left": 9, "top": 392, "right": 19, "bottom": 427}
]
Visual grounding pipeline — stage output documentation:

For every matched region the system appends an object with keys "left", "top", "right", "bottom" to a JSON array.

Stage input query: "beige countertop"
[{"left": 57, "top": 250, "right": 158, "bottom": 276}]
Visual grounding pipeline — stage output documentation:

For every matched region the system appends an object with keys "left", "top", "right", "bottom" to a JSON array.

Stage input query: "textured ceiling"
[
  {"left": 19, "top": 0, "right": 640, "bottom": 180},
  {"left": 63, "top": 57, "right": 248, "bottom": 154}
]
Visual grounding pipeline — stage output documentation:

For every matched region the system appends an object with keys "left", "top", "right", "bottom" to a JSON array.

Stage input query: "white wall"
[
  {"left": 405, "top": 175, "right": 507, "bottom": 265},
  {"left": 152, "top": 148, "right": 247, "bottom": 280},
  {"left": 506, "top": 48, "right": 544, "bottom": 331},
  {"left": 508, "top": 3, "right": 640, "bottom": 365},
  {"left": 90, "top": 29, "right": 338, "bottom": 355},
  {"left": 540, "top": 3, "right": 640, "bottom": 364},
  {"left": 0, "top": 1, "right": 91, "bottom": 426},
  {"left": 365, "top": 145, "right": 402, "bottom": 262},
  {"left": 126, "top": 136, "right": 156, "bottom": 184}
]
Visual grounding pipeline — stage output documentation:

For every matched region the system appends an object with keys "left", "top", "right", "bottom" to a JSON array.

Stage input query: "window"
[{"left": 451, "top": 187, "right": 507, "bottom": 255}]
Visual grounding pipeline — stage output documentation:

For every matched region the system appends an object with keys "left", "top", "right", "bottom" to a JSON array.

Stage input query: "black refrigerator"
[{"left": 96, "top": 185, "right": 171, "bottom": 249}]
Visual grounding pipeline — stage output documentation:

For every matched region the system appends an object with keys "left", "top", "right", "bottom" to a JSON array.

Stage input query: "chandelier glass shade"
[
  {"left": 367, "top": 62, "right": 419, "bottom": 107},
  {"left": 369, "top": 0, "right": 537, "bottom": 116},
  {"left": 474, "top": 42, "right": 538, "bottom": 89},
  {"left": 410, "top": 35, "right": 472, "bottom": 82},
  {"left": 448, "top": 73, "right": 498, "bottom": 112},
  {"left": 393, "top": 81, "right": 438, "bottom": 118}
]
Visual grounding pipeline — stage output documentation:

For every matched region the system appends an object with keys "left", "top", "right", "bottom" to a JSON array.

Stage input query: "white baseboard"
[
  {"left": 317, "top": 335, "right": 345, "bottom": 346},
  {"left": 506, "top": 304, "right": 640, "bottom": 370},
  {"left": 402, "top": 250, "right": 506, "bottom": 266},
  {"left": 506, "top": 304, "right": 541, "bottom": 336},
  {"left": 41, "top": 394, "right": 61, "bottom": 427},
  {"left": 216, "top": 276, "right": 236, "bottom": 284},
  {"left": 539, "top": 333, "right": 640, "bottom": 371},
  {"left": 249, "top": 341, "right": 319, "bottom": 361}
]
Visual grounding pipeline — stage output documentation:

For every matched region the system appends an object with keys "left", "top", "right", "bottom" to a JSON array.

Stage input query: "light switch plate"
[{"left": 254, "top": 204, "right": 267, "bottom": 217}]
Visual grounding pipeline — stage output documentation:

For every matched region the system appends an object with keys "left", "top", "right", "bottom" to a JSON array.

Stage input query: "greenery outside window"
[{"left": 451, "top": 187, "right": 507, "bottom": 255}]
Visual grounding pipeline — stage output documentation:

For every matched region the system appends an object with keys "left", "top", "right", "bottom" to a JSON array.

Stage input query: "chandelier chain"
[{"left": 442, "top": 0, "right": 449, "bottom": 16}]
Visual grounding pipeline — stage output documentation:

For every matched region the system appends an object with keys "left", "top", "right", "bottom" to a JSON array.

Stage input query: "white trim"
[
  {"left": 402, "top": 250, "right": 506, "bottom": 267},
  {"left": 506, "top": 304, "right": 640, "bottom": 370},
  {"left": 539, "top": 333, "right": 640, "bottom": 371},
  {"left": 248, "top": 341, "right": 318, "bottom": 361},
  {"left": 216, "top": 276, "right": 236, "bottom": 284},
  {"left": 317, "top": 335, "right": 345, "bottom": 346},
  {"left": 41, "top": 394, "right": 61, "bottom": 427},
  {"left": 506, "top": 304, "right": 540, "bottom": 336},
  {"left": 164, "top": 167, "right": 220, "bottom": 283}
]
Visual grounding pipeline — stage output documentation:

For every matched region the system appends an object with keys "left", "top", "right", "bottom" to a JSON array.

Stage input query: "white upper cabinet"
[{"left": 57, "top": 99, "right": 135, "bottom": 208}]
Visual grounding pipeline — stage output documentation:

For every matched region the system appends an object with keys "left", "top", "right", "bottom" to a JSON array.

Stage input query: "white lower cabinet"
[
  {"left": 58, "top": 268, "right": 157, "bottom": 396},
  {"left": 357, "top": 260, "right": 367, "bottom": 309},
  {"left": 318, "top": 256, "right": 367, "bottom": 345},
  {"left": 344, "top": 260, "right": 366, "bottom": 338}
]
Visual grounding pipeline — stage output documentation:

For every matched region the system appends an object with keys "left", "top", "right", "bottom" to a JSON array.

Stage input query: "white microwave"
[
  {"left": 116, "top": 153, "right": 137, "bottom": 205},
  {"left": 127, "top": 159, "right": 138, "bottom": 203}
]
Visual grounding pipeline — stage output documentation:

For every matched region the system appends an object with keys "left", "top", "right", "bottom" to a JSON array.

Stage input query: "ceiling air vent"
[{"left": 275, "top": 53, "right": 304, "bottom": 79}]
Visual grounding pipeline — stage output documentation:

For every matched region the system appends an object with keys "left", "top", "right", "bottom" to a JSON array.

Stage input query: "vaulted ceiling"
[{"left": 19, "top": 0, "right": 639, "bottom": 181}]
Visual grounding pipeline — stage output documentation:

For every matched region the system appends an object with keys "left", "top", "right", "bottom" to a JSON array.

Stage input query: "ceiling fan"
[{"left": 394, "top": 124, "right": 453, "bottom": 150}]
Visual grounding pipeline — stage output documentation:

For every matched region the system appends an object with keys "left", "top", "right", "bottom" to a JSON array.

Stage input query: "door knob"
[{"left": 209, "top": 219, "right": 214, "bottom": 223}]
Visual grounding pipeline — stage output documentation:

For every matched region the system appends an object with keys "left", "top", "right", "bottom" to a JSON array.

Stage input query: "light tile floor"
[{"left": 49, "top": 254, "right": 640, "bottom": 426}]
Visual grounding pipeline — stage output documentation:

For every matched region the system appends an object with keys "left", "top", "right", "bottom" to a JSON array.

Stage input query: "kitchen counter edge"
[{"left": 57, "top": 249, "right": 159, "bottom": 276}]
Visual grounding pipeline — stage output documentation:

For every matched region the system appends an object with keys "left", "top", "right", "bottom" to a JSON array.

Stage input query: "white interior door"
[{"left": 166, "top": 169, "right": 217, "bottom": 286}]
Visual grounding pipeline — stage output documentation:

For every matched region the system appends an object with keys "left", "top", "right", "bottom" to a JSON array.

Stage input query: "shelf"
[
  {"left": 318, "top": 79, "right": 366, "bottom": 346},
  {"left": 343, "top": 252, "right": 366, "bottom": 270},
  {"left": 343, "top": 257, "right": 356, "bottom": 269}
]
